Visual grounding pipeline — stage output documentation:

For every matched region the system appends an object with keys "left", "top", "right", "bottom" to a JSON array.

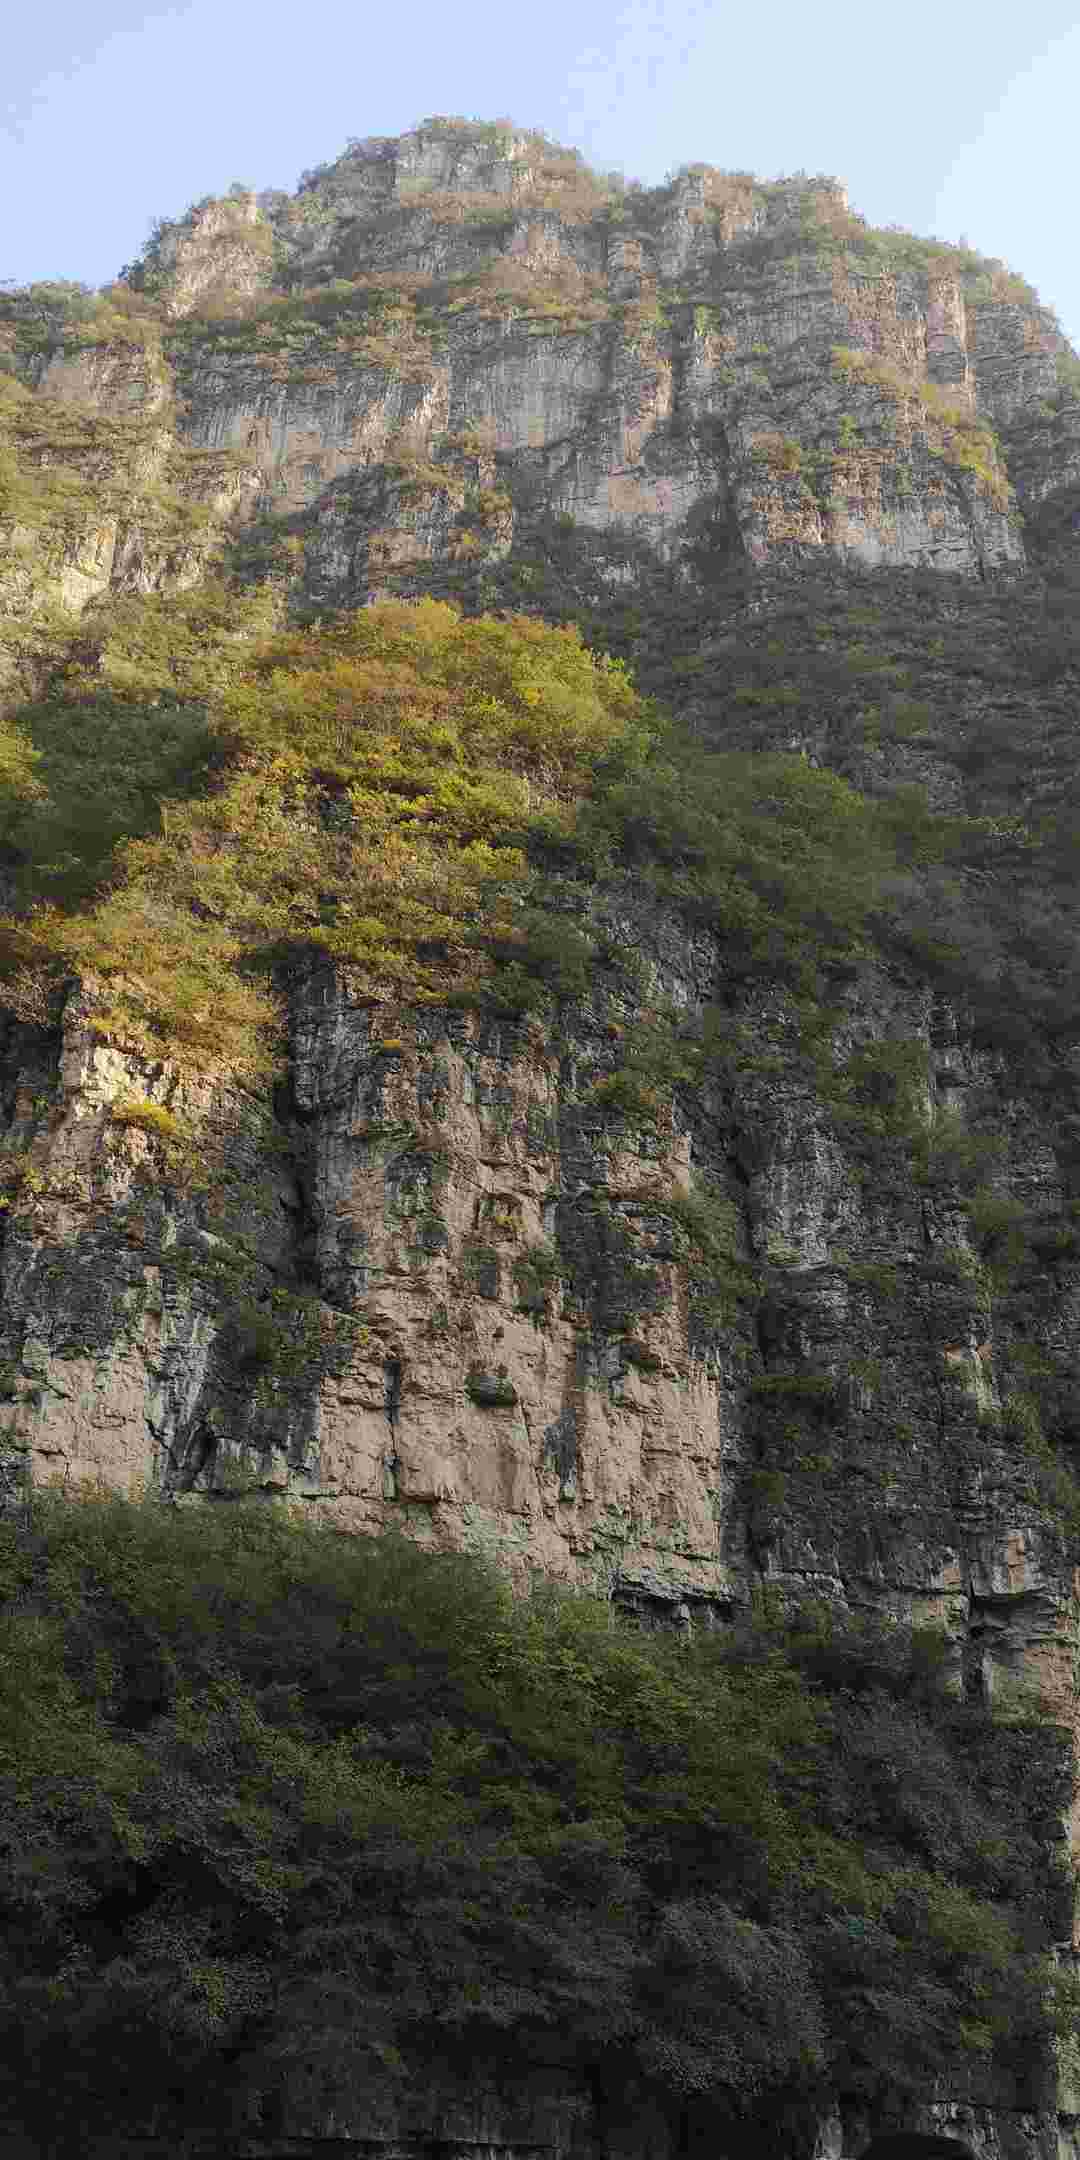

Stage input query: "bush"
[
  {"left": 0, "top": 600, "right": 646, "bottom": 1073},
  {"left": 0, "top": 592, "right": 916, "bottom": 1082},
  {"left": 0, "top": 1489, "right": 1071, "bottom": 2154}
]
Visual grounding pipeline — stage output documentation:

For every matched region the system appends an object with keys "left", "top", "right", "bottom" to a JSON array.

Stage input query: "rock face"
[
  {"left": 5, "top": 938, "right": 1080, "bottom": 2156},
  {"left": 2, "top": 902, "right": 1078, "bottom": 1675},
  {"left": 4, "top": 116, "right": 1080, "bottom": 2160},
  {"left": 5, "top": 114, "right": 1080, "bottom": 658},
  {"left": 167, "top": 142, "right": 1037, "bottom": 589}
]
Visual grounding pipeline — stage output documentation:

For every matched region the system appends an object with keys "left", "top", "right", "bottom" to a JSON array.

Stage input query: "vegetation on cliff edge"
[{"left": 0, "top": 596, "right": 903, "bottom": 1075}]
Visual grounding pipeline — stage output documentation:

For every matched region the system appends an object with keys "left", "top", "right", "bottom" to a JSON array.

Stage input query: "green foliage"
[
  {"left": 217, "top": 1289, "right": 360, "bottom": 1395},
  {"left": 0, "top": 1490, "right": 1070, "bottom": 2153},
  {"left": 750, "top": 1372, "right": 839, "bottom": 1408},
  {"left": 581, "top": 742, "right": 894, "bottom": 997},
  {"left": 475, "top": 904, "right": 596, "bottom": 1011},
  {"left": 1054, "top": 350, "right": 1080, "bottom": 400},
  {"left": 0, "top": 715, "right": 43, "bottom": 803},
  {"left": 441, "top": 554, "right": 1080, "bottom": 1077},
  {"left": 0, "top": 375, "right": 152, "bottom": 538},
  {"left": 109, "top": 1094, "right": 200, "bottom": 1182},
  {"left": 465, "top": 1364, "right": 518, "bottom": 1407},
  {"left": 0, "top": 593, "right": 937, "bottom": 1082},
  {"left": 110, "top": 1095, "right": 183, "bottom": 1143},
  {"left": 0, "top": 600, "right": 645, "bottom": 1072},
  {"left": 584, "top": 1008, "right": 704, "bottom": 1131},
  {"left": 0, "top": 691, "right": 220, "bottom": 908},
  {"left": 749, "top": 432, "right": 804, "bottom": 474},
  {"left": 846, "top": 226, "right": 1039, "bottom": 306},
  {"left": 0, "top": 281, "right": 101, "bottom": 371},
  {"left": 119, "top": 191, "right": 273, "bottom": 303},
  {"left": 715, "top": 187, "right": 1043, "bottom": 312},
  {"left": 590, "top": 1068, "right": 666, "bottom": 1121},
  {"left": 9, "top": 554, "right": 1073, "bottom": 1131},
  {"left": 167, "top": 277, "right": 439, "bottom": 380},
  {"left": 512, "top": 1239, "right": 562, "bottom": 1314},
  {"left": 441, "top": 259, "right": 613, "bottom": 333},
  {"left": 663, "top": 1177, "right": 757, "bottom": 1336}
]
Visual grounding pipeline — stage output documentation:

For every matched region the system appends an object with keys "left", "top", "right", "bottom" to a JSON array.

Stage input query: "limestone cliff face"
[
  {"left": 167, "top": 145, "right": 1032, "bottom": 589},
  {"left": 5, "top": 117, "right": 1080, "bottom": 664},
  {"left": 2, "top": 906, "right": 1077, "bottom": 1725},
  {"left": 3, "top": 904, "right": 1080, "bottom": 2155},
  {"left": 154, "top": 131, "right": 1080, "bottom": 594},
  {"left": 4, "top": 121, "right": 1080, "bottom": 2160}
]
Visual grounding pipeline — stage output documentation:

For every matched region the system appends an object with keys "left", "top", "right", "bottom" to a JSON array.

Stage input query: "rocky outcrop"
[
  {"left": 9, "top": 117, "right": 1080, "bottom": 662},
  {"left": 94, "top": 2086, "right": 1080, "bottom": 2160},
  {"left": 4, "top": 118, "right": 1080, "bottom": 2160},
  {"left": 0, "top": 343, "right": 259, "bottom": 702},
  {"left": 2, "top": 912, "right": 1078, "bottom": 1749},
  {"left": 163, "top": 145, "right": 1031, "bottom": 588},
  {"left": 147, "top": 130, "right": 1080, "bottom": 594}
]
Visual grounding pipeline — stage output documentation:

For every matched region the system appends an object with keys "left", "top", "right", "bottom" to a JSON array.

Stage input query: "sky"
[{"left": 2, "top": 0, "right": 1079, "bottom": 347}]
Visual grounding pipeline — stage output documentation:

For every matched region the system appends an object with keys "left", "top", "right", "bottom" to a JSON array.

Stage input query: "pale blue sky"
[{"left": 3, "top": 0, "right": 1078, "bottom": 346}]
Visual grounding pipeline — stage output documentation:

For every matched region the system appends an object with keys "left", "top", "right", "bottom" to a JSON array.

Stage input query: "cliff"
[
  {"left": 3, "top": 115, "right": 1080, "bottom": 2160},
  {"left": 5, "top": 117, "right": 1080, "bottom": 649}
]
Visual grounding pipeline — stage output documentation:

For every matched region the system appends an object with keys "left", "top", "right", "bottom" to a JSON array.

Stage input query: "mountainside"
[
  {"left": 4, "top": 114, "right": 1080, "bottom": 656},
  {"left": 3, "top": 116, "right": 1080, "bottom": 2160}
]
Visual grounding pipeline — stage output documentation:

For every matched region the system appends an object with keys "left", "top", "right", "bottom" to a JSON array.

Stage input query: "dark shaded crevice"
[
  {"left": 384, "top": 1355, "right": 403, "bottom": 1428},
  {"left": 267, "top": 1081, "right": 324, "bottom": 1294},
  {"left": 383, "top": 1355, "right": 403, "bottom": 1497},
  {"left": 163, "top": 1418, "right": 218, "bottom": 1494},
  {"left": 282, "top": 1158, "right": 324, "bottom": 1293},
  {"left": 72, "top": 1862, "right": 163, "bottom": 1960},
  {"left": 861, "top": 2141, "right": 977, "bottom": 2160}
]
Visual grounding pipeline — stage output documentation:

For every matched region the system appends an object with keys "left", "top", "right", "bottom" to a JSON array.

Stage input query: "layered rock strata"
[
  {"left": 4, "top": 119, "right": 1080, "bottom": 2160},
  {"left": 5, "top": 118, "right": 1080, "bottom": 654},
  {"left": 1, "top": 928, "right": 1077, "bottom": 1740}
]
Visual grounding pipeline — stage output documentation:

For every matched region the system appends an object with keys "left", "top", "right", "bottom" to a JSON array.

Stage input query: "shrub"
[
  {"left": 512, "top": 1240, "right": 561, "bottom": 1313},
  {"left": 0, "top": 1489, "right": 1071, "bottom": 2153},
  {"left": 110, "top": 1095, "right": 190, "bottom": 1150},
  {"left": 590, "top": 1069, "right": 665, "bottom": 1121},
  {"left": 0, "top": 600, "right": 647, "bottom": 1073}
]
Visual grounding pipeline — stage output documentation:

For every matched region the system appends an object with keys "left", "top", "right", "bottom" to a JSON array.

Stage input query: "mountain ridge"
[{"left": 4, "top": 110, "right": 1079, "bottom": 668}]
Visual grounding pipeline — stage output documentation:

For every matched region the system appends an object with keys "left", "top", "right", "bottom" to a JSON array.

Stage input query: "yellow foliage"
[
  {"left": 749, "top": 432, "right": 804, "bottom": 475},
  {"left": 0, "top": 721, "right": 43, "bottom": 803},
  {"left": 0, "top": 600, "right": 649, "bottom": 1076},
  {"left": 110, "top": 1095, "right": 189, "bottom": 1146}
]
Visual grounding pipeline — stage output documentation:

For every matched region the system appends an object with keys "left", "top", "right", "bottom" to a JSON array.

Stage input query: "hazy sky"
[{"left": 3, "top": 0, "right": 1078, "bottom": 346}]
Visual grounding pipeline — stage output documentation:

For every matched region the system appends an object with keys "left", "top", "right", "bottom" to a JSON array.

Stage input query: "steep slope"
[
  {"left": 5, "top": 114, "right": 1080, "bottom": 641},
  {"left": 2, "top": 115, "right": 1080, "bottom": 2160}
]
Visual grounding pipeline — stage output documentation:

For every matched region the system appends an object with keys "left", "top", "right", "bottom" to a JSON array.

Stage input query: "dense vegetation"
[
  {"left": 0, "top": 596, "right": 913, "bottom": 1074},
  {"left": 415, "top": 534, "right": 1080, "bottom": 1076},
  {"left": 2, "top": 578, "right": 1080, "bottom": 1522},
  {"left": 3, "top": 572, "right": 1077, "bottom": 1099},
  {"left": 0, "top": 1489, "right": 1073, "bottom": 2158}
]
